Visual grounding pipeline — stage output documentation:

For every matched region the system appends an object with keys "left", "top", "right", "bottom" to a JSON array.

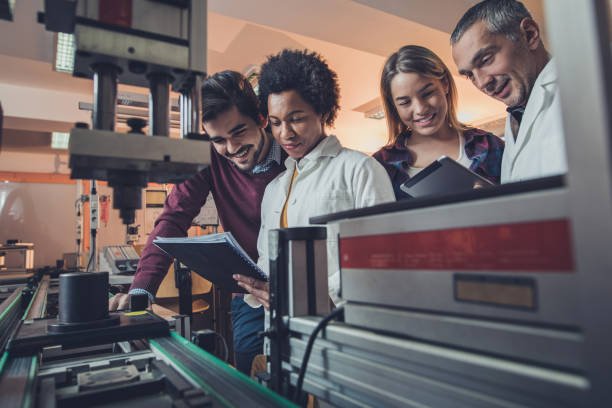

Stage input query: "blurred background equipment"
[
  {"left": 0, "top": 241, "right": 34, "bottom": 274},
  {"left": 39, "top": 0, "right": 211, "bottom": 225},
  {"left": 0, "top": 268, "right": 291, "bottom": 408},
  {"left": 0, "top": 0, "right": 14, "bottom": 21},
  {"left": 99, "top": 244, "right": 140, "bottom": 275}
]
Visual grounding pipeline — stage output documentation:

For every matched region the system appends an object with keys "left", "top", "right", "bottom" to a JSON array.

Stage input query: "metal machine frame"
[
  {"left": 545, "top": 0, "right": 612, "bottom": 404},
  {"left": 0, "top": 277, "right": 296, "bottom": 408},
  {"left": 39, "top": 0, "right": 212, "bottom": 226},
  {"left": 271, "top": 1, "right": 612, "bottom": 406}
]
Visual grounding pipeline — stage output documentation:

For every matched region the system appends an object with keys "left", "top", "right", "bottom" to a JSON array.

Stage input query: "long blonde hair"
[{"left": 380, "top": 45, "right": 469, "bottom": 146}]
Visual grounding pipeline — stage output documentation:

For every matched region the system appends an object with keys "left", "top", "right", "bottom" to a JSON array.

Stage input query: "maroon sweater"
[{"left": 131, "top": 144, "right": 286, "bottom": 296}]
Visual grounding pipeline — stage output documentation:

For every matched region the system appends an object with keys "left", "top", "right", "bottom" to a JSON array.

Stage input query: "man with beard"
[
  {"left": 109, "top": 70, "right": 286, "bottom": 375},
  {"left": 451, "top": 0, "right": 567, "bottom": 182}
]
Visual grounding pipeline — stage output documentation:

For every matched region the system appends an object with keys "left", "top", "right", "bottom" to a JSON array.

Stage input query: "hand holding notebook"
[{"left": 154, "top": 232, "right": 267, "bottom": 293}]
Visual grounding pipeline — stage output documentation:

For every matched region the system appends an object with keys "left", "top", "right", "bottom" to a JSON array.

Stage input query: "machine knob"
[{"left": 127, "top": 118, "right": 147, "bottom": 134}]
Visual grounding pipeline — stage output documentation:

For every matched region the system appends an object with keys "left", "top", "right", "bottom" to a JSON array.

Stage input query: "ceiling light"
[
  {"left": 54, "top": 32, "right": 75, "bottom": 74},
  {"left": 0, "top": 0, "right": 15, "bottom": 21},
  {"left": 353, "top": 97, "right": 385, "bottom": 120},
  {"left": 243, "top": 64, "right": 260, "bottom": 95},
  {"left": 365, "top": 106, "right": 385, "bottom": 120},
  {"left": 51, "top": 132, "right": 70, "bottom": 149}
]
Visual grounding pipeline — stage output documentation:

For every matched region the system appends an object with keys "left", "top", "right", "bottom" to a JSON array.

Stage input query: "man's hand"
[
  {"left": 233, "top": 274, "right": 270, "bottom": 310},
  {"left": 108, "top": 293, "right": 130, "bottom": 311}
]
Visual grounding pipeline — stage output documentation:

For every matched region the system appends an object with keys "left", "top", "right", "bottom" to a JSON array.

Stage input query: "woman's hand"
[{"left": 233, "top": 274, "right": 270, "bottom": 310}]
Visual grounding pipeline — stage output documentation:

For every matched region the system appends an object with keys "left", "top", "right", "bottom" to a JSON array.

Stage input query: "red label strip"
[{"left": 340, "top": 219, "right": 574, "bottom": 272}]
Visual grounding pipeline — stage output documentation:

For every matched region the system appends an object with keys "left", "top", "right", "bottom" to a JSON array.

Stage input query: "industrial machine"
[
  {"left": 0, "top": 2, "right": 299, "bottom": 407},
  {"left": 38, "top": 0, "right": 211, "bottom": 226},
  {"left": 0, "top": 272, "right": 295, "bottom": 408},
  {"left": 266, "top": 1, "right": 612, "bottom": 407},
  {"left": 100, "top": 245, "right": 140, "bottom": 275},
  {"left": 0, "top": 242, "right": 35, "bottom": 274},
  {"left": 5, "top": 0, "right": 611, "bottom": 406}
]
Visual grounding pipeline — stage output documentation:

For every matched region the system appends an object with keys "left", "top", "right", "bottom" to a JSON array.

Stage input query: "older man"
[{"left": 451, "top": 0, "right": 566, "bottom": 182}]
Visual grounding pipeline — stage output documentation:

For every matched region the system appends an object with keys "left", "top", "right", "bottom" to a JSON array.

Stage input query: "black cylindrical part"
[
  {"left": 58, "top": 272, "right": 109, "bottom": 324},
  {"left": 92, "top": 63, "right": 120, "bottom": 131},
  {"left": 148, "top": 72, "right": 172, "bottom": 136},
  {"left": 179, "top": 75, "right": 203, "bottom": 139},
  {"left": 179, "top": 92, "right": 191, "bottom": 138},
  {"left": 127, "top": 117, "right": 147, "bottom": 134},
  {"left": 119, "top": 208, "right": 136, "bottom": 226},
  {"left": 108, "top": 171, "right": 146, "bottom": 225},
  {"left": 191, "top": 75, "right": 202, "bottom": 134}
]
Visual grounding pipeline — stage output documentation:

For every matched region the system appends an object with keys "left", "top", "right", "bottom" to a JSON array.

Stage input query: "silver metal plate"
[{"left": 77, "top": 364, "right": 140, "bottom": 390}]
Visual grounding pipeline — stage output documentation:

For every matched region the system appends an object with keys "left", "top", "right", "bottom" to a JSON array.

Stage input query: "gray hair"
[{"left": 450, "top": 0, "right": 532, "bottom": 44}]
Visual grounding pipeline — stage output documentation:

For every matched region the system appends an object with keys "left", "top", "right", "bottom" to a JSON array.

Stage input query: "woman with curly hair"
[
  {"left": 233, "top": 49, "right": 394, "bottom": 308},
  {"left": 373, "top": 45, "right": 505, "bottom": 199}
]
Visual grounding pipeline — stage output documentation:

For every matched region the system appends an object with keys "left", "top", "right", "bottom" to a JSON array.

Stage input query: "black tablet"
[{"left": 400, "top": 156, "right": 493, "bottom": 198}]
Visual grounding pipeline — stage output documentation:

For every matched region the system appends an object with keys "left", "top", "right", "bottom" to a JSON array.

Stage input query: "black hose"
[
  {"left": 86, "top": 229, "right": 96, "bottom": 272},
  {"left": 215, "top": 331, "right": 229, "bottom": 362},
  {"left": 293, "top": 306, "right": 344, "bottom": 403}
]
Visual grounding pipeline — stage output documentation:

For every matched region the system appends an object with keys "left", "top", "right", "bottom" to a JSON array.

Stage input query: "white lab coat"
[
  {"left": 246, "top": 135, "right": 395, "bottom": 308},
  {"left": 501, "top": 60, "right": 568, "bottom": 183}
]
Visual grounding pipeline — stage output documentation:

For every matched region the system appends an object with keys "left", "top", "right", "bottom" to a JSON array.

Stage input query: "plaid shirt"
[{"left": 372, "top": 128, "right": 504, "bottom": 200}]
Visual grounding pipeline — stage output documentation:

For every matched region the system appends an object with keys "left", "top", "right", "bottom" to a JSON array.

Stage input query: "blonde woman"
[{"left": 373, "top": 45, "right": 504, "bottom": 199}]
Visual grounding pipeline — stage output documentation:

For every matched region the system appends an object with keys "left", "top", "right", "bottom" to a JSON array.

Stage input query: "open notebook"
[{"left": 154, "top": 232, "right": 267, "bottom": 293}]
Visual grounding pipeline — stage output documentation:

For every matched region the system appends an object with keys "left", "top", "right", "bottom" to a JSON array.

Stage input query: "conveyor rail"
[{"left": 150, "top": 332, "right": 296, "bottom": 408}]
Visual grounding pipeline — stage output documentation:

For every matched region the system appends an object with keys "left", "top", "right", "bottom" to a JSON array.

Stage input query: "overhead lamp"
[
  {"left": 54, "top": 32, "right": 75, "bottom": 74},
  {"left": 243, "top": 64, "right": 260, "bottom": 95},
  {"left": 0, "top": 0, "right": 15, "bottom": 21},
  {"left": 353, "top": 97, "right": 385, "bottom": 120},
  {"left": 364, "top": 106, "right": 385, "bottom": 120},
  {"left": 51, "top": 132, "right": 70, "bottom": 149}
]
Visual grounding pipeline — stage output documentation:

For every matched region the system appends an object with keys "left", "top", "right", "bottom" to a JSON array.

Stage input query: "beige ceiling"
[{"left": 0, "top": 0, "right": 545, "bottom": 153}]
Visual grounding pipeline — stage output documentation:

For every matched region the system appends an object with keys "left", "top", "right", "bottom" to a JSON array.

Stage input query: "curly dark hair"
[{"left": 258, "top": 49, "right": 340, "bottom": 127}]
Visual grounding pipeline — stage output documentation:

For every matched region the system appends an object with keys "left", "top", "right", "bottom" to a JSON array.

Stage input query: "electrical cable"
[
  {"left": 86, "top": 184, "right": 98, "bottom": 272},
  {"left": 214, "top": 331, "right": 229, "bottom": 362},
  {"left": 86, "top": 229, "right": 96, "bottom": 272},
  {"left": 192, "top": 330, "right": 229, "bottom": 362},
  {"left": 293, "top": 306, "right": 344, "bottom": 403},
  {"left": 75, "top": 197, "right": 84, "bottom": 263}
]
